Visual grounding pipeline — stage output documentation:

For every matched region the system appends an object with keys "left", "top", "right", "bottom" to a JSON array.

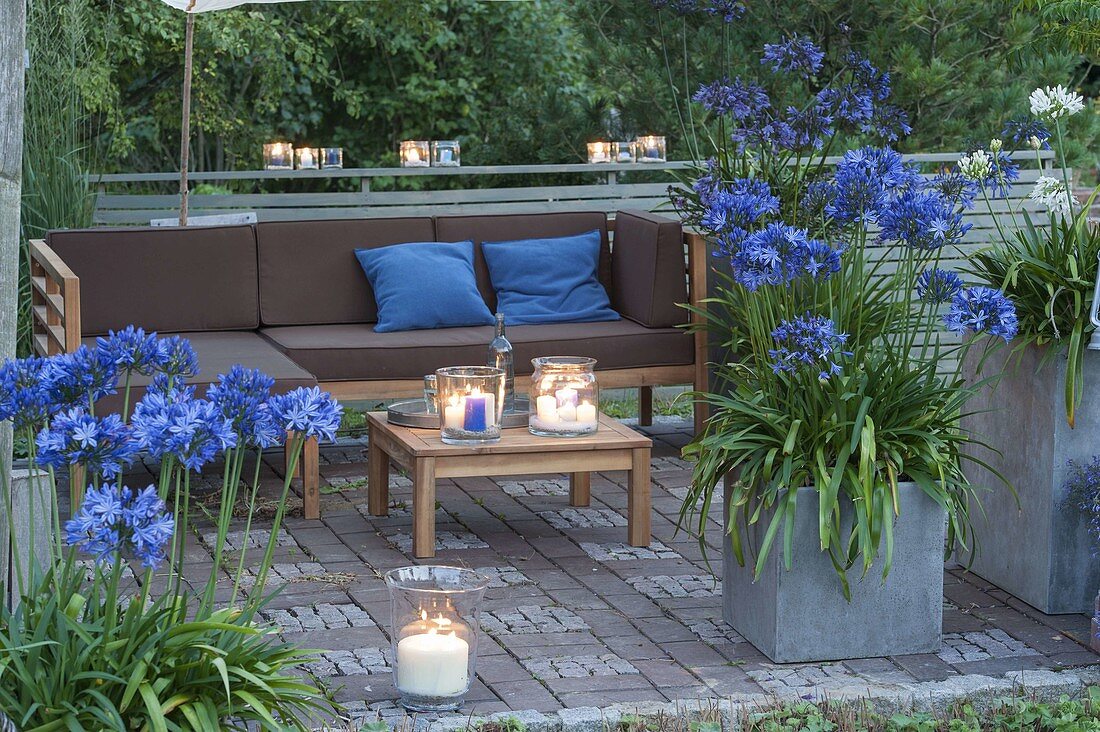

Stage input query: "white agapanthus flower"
[
  {"left": 1028, "top": 135, "right": 1043, "bottom": 151},
  {"left": 957, "top": 149, "right": 993, "bottom": 181},
  {"left": 1029, "top": 176, "right": 1075, "bottom": 215},
  {"left": 989, "top": 138, "right": 1003, "bottom": 153},
  {"left": 1029, "top": 85, "right": 1086, "bottom": 120}
]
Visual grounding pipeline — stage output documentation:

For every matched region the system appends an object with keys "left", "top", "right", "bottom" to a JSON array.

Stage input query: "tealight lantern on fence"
[
  {"left": 431, "top": 140, "right": 461, "bottom": 167},
  {"left": 263, "top": 142, "right": 294, "bottom": 170},
  {"left": 636, "top": 135, "right": 666, "bottom": 163},
  {"left": 321, "top": 147, "right": 343, "bottom": 169},
  {"left": 587, "top": 141, "right": 611, "bottom": 164},
  {"left": 436, "top": 366, "right": 505, "bottom": 444},
  {"left": 295, "top": 147, "right": 319, "bottom": 170},
  {"left": 386, "top": 566, "right": 488, "bottom": 712},
  {"left": 529, "top": 356, "right": 599, "bottom": 437},
  {"left": 614, "top": 141, "right": 636, "bottom": 163},
  {"left": 400, "top": 140, "right": 431, "bottom": 168}
]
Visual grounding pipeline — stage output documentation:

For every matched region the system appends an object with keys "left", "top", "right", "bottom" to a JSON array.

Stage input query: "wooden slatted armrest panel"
[{"left": 28, "top": 239, "right": 81, "bottom": 355}]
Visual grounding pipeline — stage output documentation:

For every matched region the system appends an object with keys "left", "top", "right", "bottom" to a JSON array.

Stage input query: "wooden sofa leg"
[
  {"left": 639, "top": 386, "right": 653, "bottom": 427},
  {"left": 284, "top": 432, "right": 299, "bottom": 478},
  {"left": 70, "top": 465, "right": 86, "bottom": 512},
  {"left": 302, "top": 436, "right": 320, "bottom": 520}
]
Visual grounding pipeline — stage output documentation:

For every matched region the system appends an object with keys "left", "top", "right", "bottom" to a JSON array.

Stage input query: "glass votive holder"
[
  {"left": 636, "top": 135, "right": 666, "bottom": 163},
  {"left": 263, "top": 142, "right": 294, "bottom": 170},
  {"left": 587, "top": 141, "right": 611, "bottom": 164},
  {"left": 400, "top": 140, "right": 431, "bottom": 168},
  {"left": 423, "top": 374, "right": 438, "bottom": 415},
  {"left": 431, "top": 140, "right": 461, "bottom": 167},
  {"left": 436, "top": 366, "right": 505, "bottom": 444},
  {"left": 321, "top": 147, "right": 343, "bottom": 169},
  {"left": 529, "top": 356, "right": 599, "bottom": 437},
  {"left": 614, "top": 141, "right": 636, "bottom": 163},
  {"left": 386, "top": 566, "right": 489, "bottom": 712},
  {"left": 295, "top": 147, "right": 319, "bottom": 170}
]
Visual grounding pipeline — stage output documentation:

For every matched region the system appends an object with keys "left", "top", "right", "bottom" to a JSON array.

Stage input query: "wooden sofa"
[{"left": 29, "top": 211, "right": 707, "bottom": 518}]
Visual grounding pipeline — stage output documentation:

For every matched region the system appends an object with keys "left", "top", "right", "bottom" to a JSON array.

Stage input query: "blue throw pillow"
[
  {"left": 481, "top": 230, "right": 620, "bottom": 326},
  {"left": 354, "top": 241, "right": 495, "bottom": 332}
]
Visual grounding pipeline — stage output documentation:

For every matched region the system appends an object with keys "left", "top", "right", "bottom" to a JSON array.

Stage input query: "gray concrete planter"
[
  {"left": 960, "top": 345, "right": 1100, "bottom": 614},
  {"left": 723, "top": 479, "right": 946, "bottom": 663}
]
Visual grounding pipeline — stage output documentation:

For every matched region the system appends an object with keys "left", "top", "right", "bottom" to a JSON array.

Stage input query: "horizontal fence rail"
[{"left": 88, "top": 151, "right": 1059, "bottom": 226}]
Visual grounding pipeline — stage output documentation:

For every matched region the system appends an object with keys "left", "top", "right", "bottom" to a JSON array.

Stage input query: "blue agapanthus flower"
[
  {"left": 845, "top": 51, "right": 891, "bottom": 102},
  {"left": 977, "top": 150, "right": 1021, "bottom": 198},
  {"left": 878, "top": 188, "right": 972, "bottom": 250},
  {"left": 915, "top": 268, "right": 964, "bottom": 304},
  {"left": 1002, "top": 117, "right": 1051, "bottom": 150},
  {"left": 43, "top": 345, "right": 118, "bottom": 408},
  {"left": 928, "top": 171, "right": 978, "bottom": 209},
  {"left": 730, "top": 223, "right": 834, "bottom": 290},
  {"left": 1065, "top": 457, "right": 1100, "bottom": 549},
  {"left": 943, "top": 287, "right": 1018, "bottom": 342},
  {"left": 867, "top": 104, "right": 912, "bottom": 142},
  {"left": 803, "top": 239, "right": 842, "bottom": 279},
  {"left": 827, "top": 147, "right": 922, "bottom": 225},
  {"left": 207, "top": 365, "right": 282, "bottom": 449},
  {"left": 96, "top": 326, "right": 163, "bottom": 376},
  {"left": 802, "top": 179, "right": 837, "bottom": 224},
  {"left": 157, "top": 336, "right": 199, "bottom": 381},
  {"left": 761, "top": 36, "right": 824, "bottom": 77},
  {"left": 36, "top": 408, "right": 138, "bottom": 478},
  {"left": 769, "top": 313, "right": 851, "bottom": 380},
  {"left": 65, "top": 482, "right": 174, "bottom": 568},
  {"left": 783, "top": 103, "right": 834, "bottom": 151},
  {"left": 130, "top": 393, "right": 236, "bottom": 471},
  {"left": 268, "top": 386, "right": 343, "bottom": 443},
  {"left": 702, "top": 0, "right": 744, "bottom": 21},
  {"left": 693, "top": 77, "right": 770, "bottom": 120},
  {"left": 0, "top": 356, "right": 52, "bottom": 432},
  {"left": 701, "top": 178, "right": 780, "bottom": 232}
]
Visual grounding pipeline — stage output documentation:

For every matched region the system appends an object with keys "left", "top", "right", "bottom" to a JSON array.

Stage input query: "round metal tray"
[{"left": 387, "top": 398, "right": 530, "bottom": 430}]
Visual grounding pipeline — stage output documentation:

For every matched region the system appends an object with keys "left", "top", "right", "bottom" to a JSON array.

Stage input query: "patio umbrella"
[{"left": 157, "top": 0, "right": 316, "bottom": 225}]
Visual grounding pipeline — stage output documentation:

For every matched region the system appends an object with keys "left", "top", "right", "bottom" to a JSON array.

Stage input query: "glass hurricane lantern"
[
  {"left": 400, "top": 140, "right": 431, "bottom": 168},
  {"left": 436, "top": 366, "right": 505, "bottom": 444},
  {"left": 529, "top": 356, "right": 599, "bottom": 437},
  {"left": 263, "top": 142, "right": 294, "bottom": 170},
  {"left": 636, "top": 135, "right": 666, "bottom": 163},
  {"left": 431, "top": 140, "right": 461, "bottom": 167}
]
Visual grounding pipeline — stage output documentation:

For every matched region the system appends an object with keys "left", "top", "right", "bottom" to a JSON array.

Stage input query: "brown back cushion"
[
  {"left": 435, "top": 212, "right": 610, "bottom": 311},
  {"left": 46, "top": 225, "right": 259, "bottom": 336},
  {"left": 256, "top": 217, "right": 435, "bottom": 326}
]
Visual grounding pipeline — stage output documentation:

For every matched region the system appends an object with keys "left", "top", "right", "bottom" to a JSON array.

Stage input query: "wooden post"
[
  {"left": 178, "top": 5, "right": 196, "bottom": 226},
  {"left": 0, "top": 0, "right": 28, "bottom": 600}
]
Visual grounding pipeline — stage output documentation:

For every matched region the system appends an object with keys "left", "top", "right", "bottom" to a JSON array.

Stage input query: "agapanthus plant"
[
  {"left": 675, "top": 36, "right": 1018, "bottom": 594},
  {"left": 0, "top": 330, "right": 343, "bottom": 729},
  {"left": 966, "top": 84, "right": 1100, "bottom": 426}
]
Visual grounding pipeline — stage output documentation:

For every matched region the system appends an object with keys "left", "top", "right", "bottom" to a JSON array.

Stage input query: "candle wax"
[
  {"left": 576, "top": 401, "right": 597, "bottom": 424},
  {"left": 396, "top": 630, "right": 469, "bottom": 698},
  {"left": 536, "top": 395, "right": 558, "bottom": 423},
  {"left": 555, "top": 388, "right": 579, "bottom": 408},
  {"left": 444, "top": 398, "right": 464, "bottom": 430}
]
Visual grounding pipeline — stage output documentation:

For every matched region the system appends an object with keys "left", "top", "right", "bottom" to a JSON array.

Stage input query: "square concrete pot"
[
  {"left": 960, "top": 345, "right": 1100, "bottom": 614},
  {"left": 723, "top": 479, "right": 946, "bottom": 663}
]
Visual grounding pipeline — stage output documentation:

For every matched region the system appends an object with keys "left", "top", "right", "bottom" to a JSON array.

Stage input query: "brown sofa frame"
[{"left": 28, "top": 223, "right": 708, "bottom": 519}]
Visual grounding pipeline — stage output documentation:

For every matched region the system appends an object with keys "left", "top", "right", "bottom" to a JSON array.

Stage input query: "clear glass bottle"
[{"left": 487, "top": 313, "right": 515, "bottom": 413}]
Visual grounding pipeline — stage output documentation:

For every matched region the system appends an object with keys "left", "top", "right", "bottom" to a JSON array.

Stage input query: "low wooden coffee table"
[{"left": 366, "top": 412, "right": 652, "bottom": 558}]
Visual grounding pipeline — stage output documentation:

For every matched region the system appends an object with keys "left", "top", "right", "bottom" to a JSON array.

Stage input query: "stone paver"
[
  {"left": 160, "top": 419, "right": 1099, "bottom": 718},
  {"left": 260, "top": 602, "right": 377, "bottom": 632},
  {"left": 540, "top": 508, "right": 627, "bottom": 529},
  {"left": 481, "top": 606, "right": 589, "bottom": 635},
  {"left": 629, "top": 575, "right": 722, "bottom": 599},
  {"left": 522, "top": 654, "right": 640, "bottom": 679},
  {"left": 200, "top": 527, "right": 297, "bottom": 551}
]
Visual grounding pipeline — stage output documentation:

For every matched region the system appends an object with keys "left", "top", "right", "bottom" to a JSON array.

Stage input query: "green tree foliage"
[{"left": 570, "top": 0, "right": 1097, "bottom": 166}]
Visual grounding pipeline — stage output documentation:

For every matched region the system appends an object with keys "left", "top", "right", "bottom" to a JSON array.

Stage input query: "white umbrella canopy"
[{"left": 158, "top": 0, "right": 368, "bottom": 224}]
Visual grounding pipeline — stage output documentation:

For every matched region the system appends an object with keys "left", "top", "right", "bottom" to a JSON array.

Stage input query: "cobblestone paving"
[
  {"left": 161, "top": 419, "right": 1098, "bottom": 718},
  {"left": 540, "top": 508, "right": 627, "bottom": 529},
  {"left": 200, "top": 527, "right": 298, "bottom": 551},
  {"left": 522, "top": 654, "right": 640, "bottom": 679},
  {"left": 580, "top": 541, "right": 680, "bottom": 561},
  {"left": 261, "top": 602, "right": 377, "bottom": 633},
  {"left": 481, "top": 606, "right": 589, "bottom": 635},
  {"left": 234, "top": 561, "right": 327, "bottom": 590}
]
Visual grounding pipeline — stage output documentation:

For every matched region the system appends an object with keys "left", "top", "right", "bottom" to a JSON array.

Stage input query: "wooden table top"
[{"left": 366, "top": 412, "right": 651, "bottom": 457}]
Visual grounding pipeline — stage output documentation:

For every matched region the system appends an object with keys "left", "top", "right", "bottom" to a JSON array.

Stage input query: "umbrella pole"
[{"left": 179, "top": 8, "right": 195, "bottom": 226}]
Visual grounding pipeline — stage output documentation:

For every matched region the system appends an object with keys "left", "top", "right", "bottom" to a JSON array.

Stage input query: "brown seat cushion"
[
  {"left": 255, "top": 217, "right": 436, "bottom": 326},
  {"left": 47, "top": 225, "right": 259, "bottom": 336},
  {"left": 434, "top": 212, "right": 611, "bottom": 311},
  {"left": 260, "top": 320, "right": 692, "bottom": 382},
  {"left": 87, "top": 331, "right": 317, "bottom": 415}
]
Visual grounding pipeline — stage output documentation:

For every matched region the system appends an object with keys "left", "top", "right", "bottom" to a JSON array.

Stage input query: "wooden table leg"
[
  {"left": 368, "top": 422, "right": 390, "bottom": 516},
  {"left": 412, "top": 457, "right": 436, "bottom": 558},
  {"left": 569, "top": 472, "right": 591, "bottom": 507},
  {"left": 302, "top": 436, "right": 320, "bottom": 520},
  {"left": 628, "top": 447, "right": 651, "bottom": 547}
]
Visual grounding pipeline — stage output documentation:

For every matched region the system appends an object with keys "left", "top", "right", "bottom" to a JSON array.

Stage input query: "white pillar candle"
[
  {"left": 555, "top": 387, "right": 578, "bottom": 408},
  {"left": 484, "top": 393, "right": 496, "bottom": 428},
  {"left": 558, "top": 402, "right": 577, "bottom": 422},
  {"left": 396, "top": 630, "right": 469, "bottom": 698},
  {"left": 536, "top": 395, "right": 559, "bottom": 423},
  {"left": 444, "top": 397, "right": 464, "bottom": 430},
  {"left": 576, "top": 401, "right": 597, "bottom": 425}
]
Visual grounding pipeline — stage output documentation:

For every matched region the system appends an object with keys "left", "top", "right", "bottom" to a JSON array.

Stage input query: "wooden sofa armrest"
[
  {"left": 685, "top": 230, "right": 709, "bottom": 434},
  {"left": 28, "top": 238, "right": 81, "bottom": 355}
]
